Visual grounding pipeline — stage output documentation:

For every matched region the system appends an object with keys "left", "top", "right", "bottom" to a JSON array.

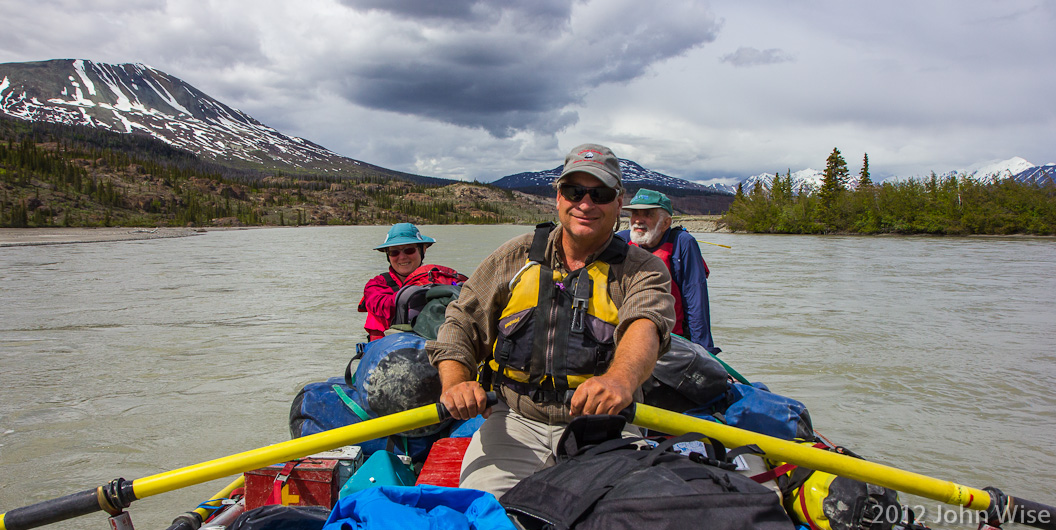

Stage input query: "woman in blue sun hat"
[{"left": 358, "top": 223, "right": 466, "bottom": 340}]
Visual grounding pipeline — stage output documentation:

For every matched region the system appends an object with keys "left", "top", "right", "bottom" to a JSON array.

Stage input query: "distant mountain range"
[
  {"left": 1, "top": 59, "right": 1051, "bottom": 201},
  {"left": 731, "top": 157, "right": 1054, "bottom": 194},
  {"left": 492, "top": 159, "right": 736, "bottom": 214},
  {"left": 493, "top": 159, "right": 732, "bottom": 195}
]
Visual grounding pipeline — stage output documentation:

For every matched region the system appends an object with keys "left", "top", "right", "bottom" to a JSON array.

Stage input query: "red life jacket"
[
  {"left": 627, "top": 227, "right": 709, "bottom": 336},
  {"left": 359, "top": 264, "right": 467, "bottom": 341}
]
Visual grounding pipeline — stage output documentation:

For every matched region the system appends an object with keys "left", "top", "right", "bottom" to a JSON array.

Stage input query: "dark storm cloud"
[
  {"left": 328, "top": 0, "right": 721, "bottom": 137},
  {"left": 720, "top": 47, "right": 795, "bottom": 67}
]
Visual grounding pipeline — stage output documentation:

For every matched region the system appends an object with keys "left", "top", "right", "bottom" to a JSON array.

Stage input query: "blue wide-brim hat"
[{"left": 374, "top": 223, "right": 436, "bottom": 251}]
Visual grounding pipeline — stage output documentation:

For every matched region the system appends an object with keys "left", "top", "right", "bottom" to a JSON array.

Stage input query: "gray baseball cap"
[{"left": 557, "top": 143, "right": 623, "bottom": 189}]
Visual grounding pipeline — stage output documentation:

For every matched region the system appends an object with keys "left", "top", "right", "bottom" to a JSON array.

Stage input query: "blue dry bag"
[{"left": 723, "top": 383, "right": 814, "bottom": 440}]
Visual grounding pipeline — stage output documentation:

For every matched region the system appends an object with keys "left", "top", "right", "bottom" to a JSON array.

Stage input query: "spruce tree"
[
  {"left": 819, "top": 147, "right": 849, "bottom": 226},
  {"left": 770, "top": 172, "right": 784, "bottom": 203},
  {"left": 859, "top": 153, "right": 872, "bottom": 188}
]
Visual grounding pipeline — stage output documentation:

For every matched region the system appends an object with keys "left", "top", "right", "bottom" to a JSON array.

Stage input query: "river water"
[{"left": 1, "top": 226, "right": 1054, "bottom": 529}]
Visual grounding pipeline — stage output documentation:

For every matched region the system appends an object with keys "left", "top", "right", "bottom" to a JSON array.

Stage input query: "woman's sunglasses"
[
  {"left": 387, "top": 247, "right": 419, "bottom": 258},
  {"left": 559, "top": 184, "right": 620, "bottom": 205}
]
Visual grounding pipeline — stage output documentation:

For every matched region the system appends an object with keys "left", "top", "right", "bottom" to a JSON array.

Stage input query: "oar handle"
[
  {"left": 984, "top": 488, "right": 1056, "bottom": 530},
  {"left": 436, "top": 391, "right": 497, "bottom": 421},
  {"left": 0, "top": 479, "right": 133, "bottom": 530}
]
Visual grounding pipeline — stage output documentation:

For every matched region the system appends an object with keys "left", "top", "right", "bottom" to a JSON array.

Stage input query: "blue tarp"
[{"left": 323, "top": 485, "right": 515, "bottom": 530}]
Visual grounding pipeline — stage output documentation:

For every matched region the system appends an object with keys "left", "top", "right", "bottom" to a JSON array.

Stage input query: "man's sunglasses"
[
  {"left": 387, "top": 247, "right": 419, "bottom": 257},
  {"left": 558, "top": 184, "right": 620, "bottom": 205}
]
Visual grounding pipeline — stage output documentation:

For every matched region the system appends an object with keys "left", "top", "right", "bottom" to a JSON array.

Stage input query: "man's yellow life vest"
[{"left": 488, "top": 223, "right": 627, "bottom": 403}]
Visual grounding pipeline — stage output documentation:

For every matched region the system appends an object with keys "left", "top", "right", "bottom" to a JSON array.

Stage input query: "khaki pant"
[{"left": 459, "top": 401, "right": 641, "bottom": 499}]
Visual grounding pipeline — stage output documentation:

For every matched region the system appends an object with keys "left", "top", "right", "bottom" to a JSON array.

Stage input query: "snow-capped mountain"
[
  {"left": 731, "top": 157, "right": 1053, "bottom": 195},
  {"left": 945, "top": 157, "right": 1035, "bottom": 183},
  {"left": 738, "top": 168, "right": 825, "bottom": 194},
  {"left": 493, "top": 159, "right": 728, "bottom": 195},
  {"left": 690, "top": 181, "right": 740, "bottom": 195},
  {"left": 0, "top": 59, "right": 436, "bottom": 182},
  {"left": 1012, "top": 164, "right": 1056, "bottom": 186}
]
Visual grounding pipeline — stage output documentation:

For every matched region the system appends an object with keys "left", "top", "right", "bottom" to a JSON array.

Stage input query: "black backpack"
[
  {"left": 500, "top": 415, "right": 795, "bottom": 530},
  {"left": 641, "top": 334, "right": 730, "bottom": 412},
  {"left": 227, "top": 505, "right": 329, "bottom": 530}
]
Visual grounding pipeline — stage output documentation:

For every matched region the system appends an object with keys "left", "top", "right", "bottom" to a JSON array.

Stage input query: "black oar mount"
[{"left": 101, "top": 478, "right": 138, "bottom": 514}]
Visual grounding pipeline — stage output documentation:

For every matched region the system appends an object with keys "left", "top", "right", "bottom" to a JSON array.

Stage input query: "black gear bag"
[{"left": 499, "top": 415, "right": 795, "bottom": 530}]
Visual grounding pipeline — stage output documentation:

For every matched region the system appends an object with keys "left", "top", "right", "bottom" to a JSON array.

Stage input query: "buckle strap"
[
  {"left": 497, "top": 377, "right": 574, "bottom": 404},
  {"left": 266, "top": 460, "right": 299, "bottom": 505}
]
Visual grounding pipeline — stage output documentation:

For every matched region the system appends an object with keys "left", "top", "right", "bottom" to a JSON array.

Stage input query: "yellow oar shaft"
[
  {"left": 0, "top": 403, "right": 444, "bottom": 530},
  {"left": 630, "top": 404, "right": 992, "bottom": 511},
  {"left": 700, "top": 240, "right": 731, "bottom": 249},
  {"left": 133, "top": 403, "right": 441, "bottom": 499}
]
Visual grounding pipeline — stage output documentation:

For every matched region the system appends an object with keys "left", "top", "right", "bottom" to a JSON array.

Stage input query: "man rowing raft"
[{"left": 428, "top": 143, "right": 676, "bottom": 497}]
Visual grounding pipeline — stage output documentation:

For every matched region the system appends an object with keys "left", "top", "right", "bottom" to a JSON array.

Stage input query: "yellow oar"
[
  {"left": 699, "top": 240, "right": 731, "bottom": 249},
  {"left": 0, "top": 396, "right": 478, "bottom": 530},
  {"left": 628, "top": 403, "right": 1056, "bottom": 529}
]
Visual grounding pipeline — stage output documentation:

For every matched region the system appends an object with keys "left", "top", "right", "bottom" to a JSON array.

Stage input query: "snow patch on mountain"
[
  {"left": 947, "top": 157, "right": 1034, "bottom": 183},
  {"left": 1012, "top": 164, "right": 1056, "bottom": 186},
  {"left": 72, "top": 60, "right": 97, "bottom": 96},
  {"left": 740, "top": 168, "right": 825, "bottom": 194}
]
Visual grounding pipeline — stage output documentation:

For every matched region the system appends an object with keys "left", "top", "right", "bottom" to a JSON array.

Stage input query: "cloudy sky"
[{"left": 1, "top": 1, "right": 1053, "bottom": 184}]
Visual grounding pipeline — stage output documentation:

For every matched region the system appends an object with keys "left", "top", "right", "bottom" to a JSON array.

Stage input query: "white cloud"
[{"left": 1, "top": 0, "right": 1053, "bottom": 183}]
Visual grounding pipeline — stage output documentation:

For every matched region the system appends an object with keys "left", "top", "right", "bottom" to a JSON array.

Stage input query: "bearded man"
[{"left": 617, "top": 188, "right": 720, "bottom": 354}]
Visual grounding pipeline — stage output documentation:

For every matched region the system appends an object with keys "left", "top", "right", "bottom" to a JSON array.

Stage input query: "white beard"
[{"left": 629, "top": 223, "right": 664, "bottom": 247}]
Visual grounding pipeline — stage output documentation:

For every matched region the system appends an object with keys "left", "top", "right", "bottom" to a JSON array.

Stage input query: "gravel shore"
[
  {"left": 0, "top": 227, "right": 209, "bottom": 247},
  {"left": 618, "top": 215, "right": 729, "bottom": 233}
]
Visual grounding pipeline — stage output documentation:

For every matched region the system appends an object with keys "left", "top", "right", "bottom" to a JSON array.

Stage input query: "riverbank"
[
  {"left": 1, "top": 217, "right": 730, "bottom": 248},
  {"left": 618, "top": 215, "right": 729, "bottom": 233},
  {"left": 0, "top": 227, "right": 213, "bottom": 247}
]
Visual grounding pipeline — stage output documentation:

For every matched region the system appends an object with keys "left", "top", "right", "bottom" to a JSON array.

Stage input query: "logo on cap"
[{"left": 583, "top": 151, "right": 595, "bottom": 159}]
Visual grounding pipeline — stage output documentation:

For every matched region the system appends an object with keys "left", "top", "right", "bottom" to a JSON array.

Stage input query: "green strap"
[
  {"left": 709, "top": 352, "right": 750, "bottom": 385},
  {"left": 332, "top": 384, "right": 372, "bottom": 422}
]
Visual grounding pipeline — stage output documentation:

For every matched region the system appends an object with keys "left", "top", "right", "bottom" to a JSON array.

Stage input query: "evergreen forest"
[{"left": 723, "top": 148, "right": 1056, "bottom": 235}]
